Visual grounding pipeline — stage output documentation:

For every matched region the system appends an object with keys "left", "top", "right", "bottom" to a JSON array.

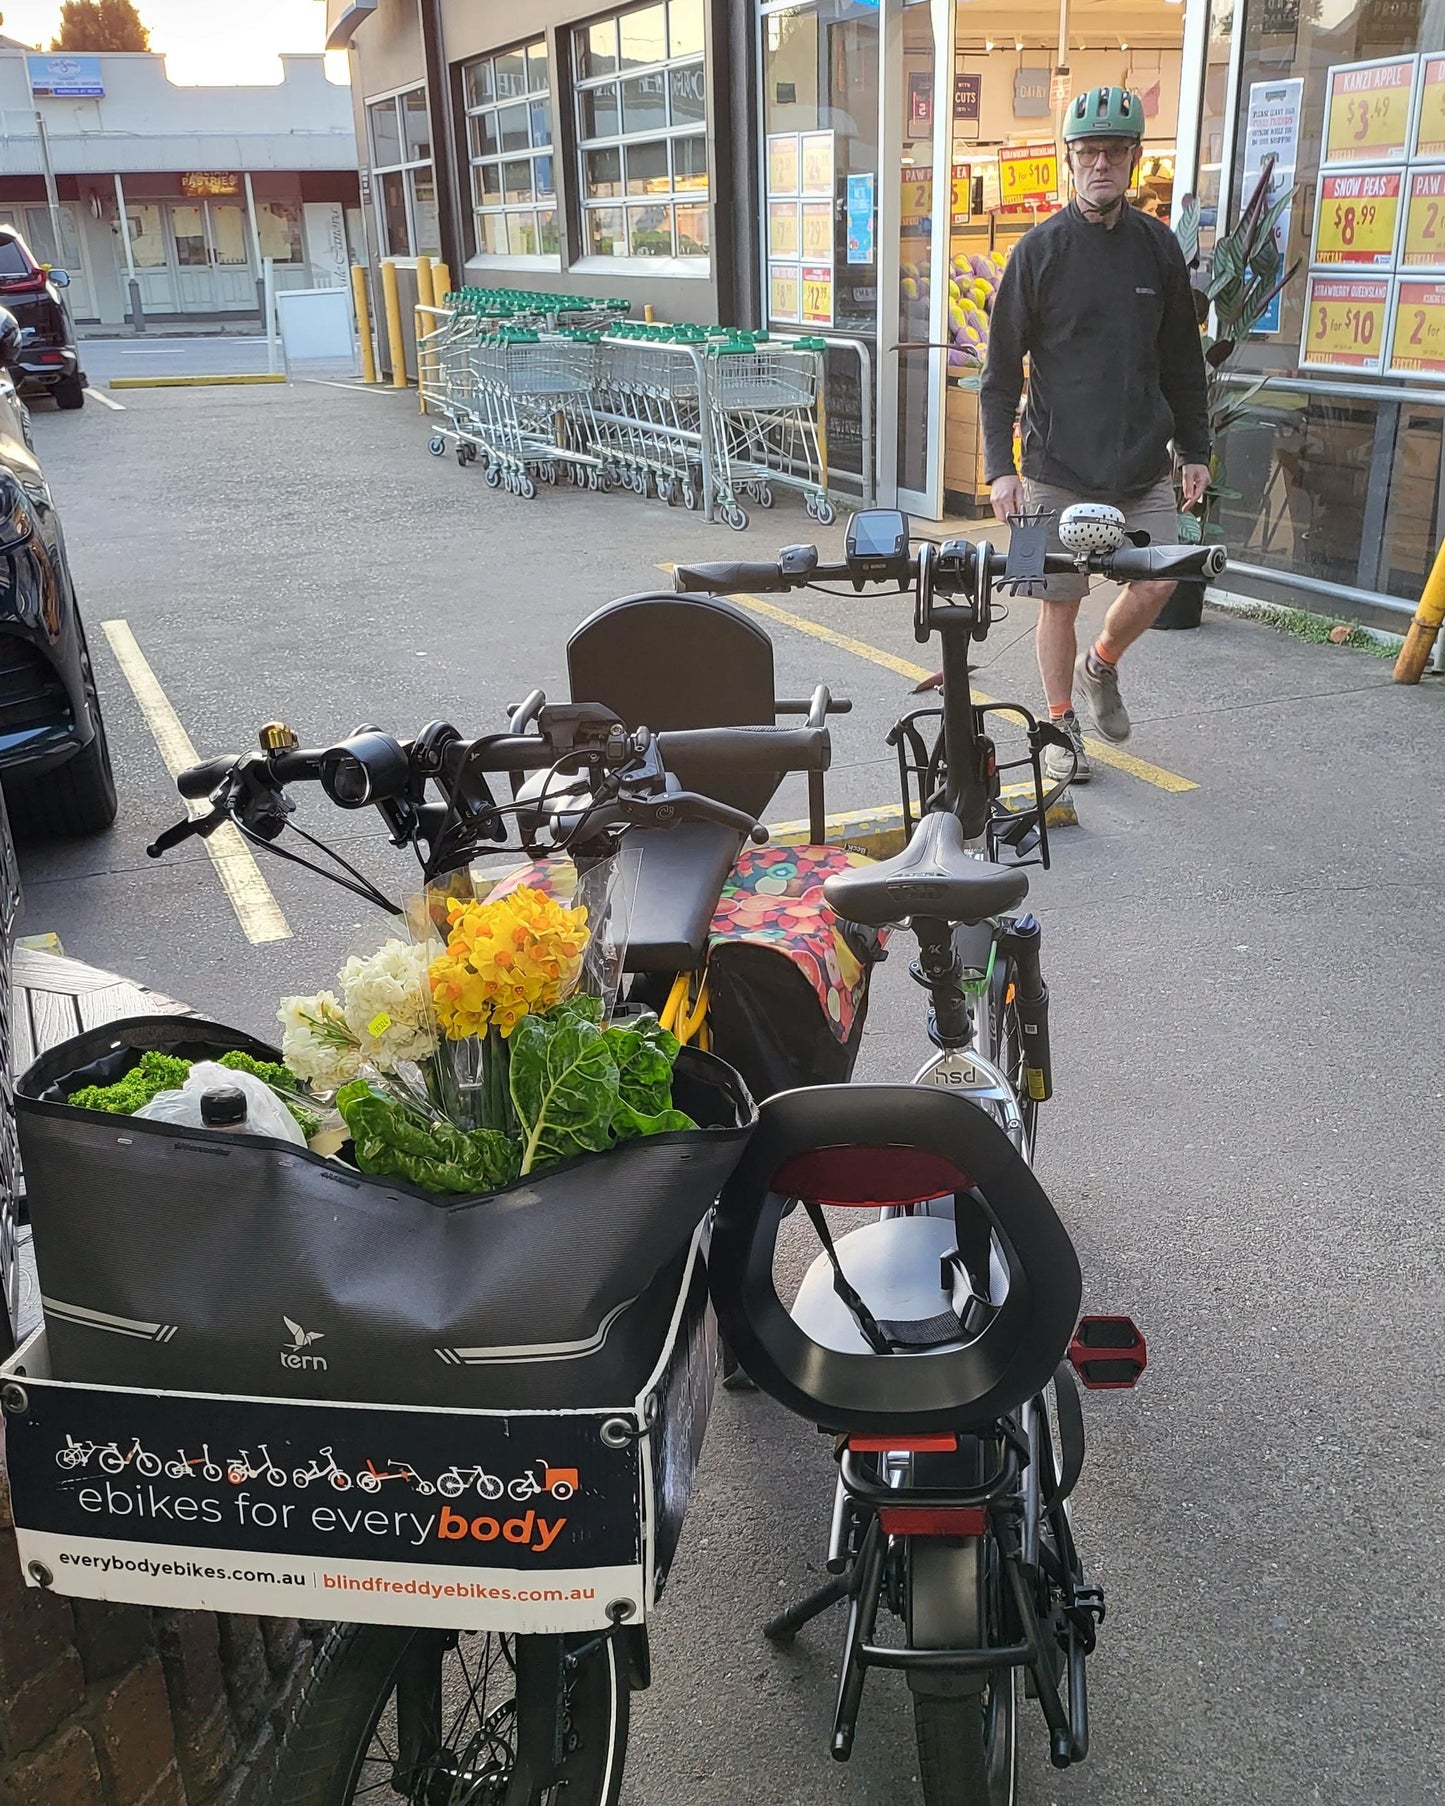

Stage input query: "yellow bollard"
[
  {"left": 380, "top": 260, "right": 407, "bottom": 389},
  {"left": 415, "top": 254, "right": 435, "bottom": 311},
  {"left": 431, "top": 261, "right": 452, "bottom": 307},
  {"left": 415, "top": 306, "right": 427, "bottom": 412},
  {"left": 1393, "top": 536, "right": 1445, "bottom": 683},
  {"left": 351, "top": 264, "right": 377, "bottom": 385},
  {"left": 644, "top": 304, "right": 655, "bottom": 324}
]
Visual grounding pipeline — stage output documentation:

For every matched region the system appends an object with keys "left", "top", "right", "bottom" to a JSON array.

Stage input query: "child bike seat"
[
  {"left": 709, "top": 1083, "right": 1081, "bottom": 1433},
  {"left": 822, "top": 810, "right": 1029, "bottom": 929}
]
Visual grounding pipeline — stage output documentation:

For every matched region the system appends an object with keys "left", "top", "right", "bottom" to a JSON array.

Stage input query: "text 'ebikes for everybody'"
[{"left": 72, "top": 1482, "right": 570, "bottom": 1554}]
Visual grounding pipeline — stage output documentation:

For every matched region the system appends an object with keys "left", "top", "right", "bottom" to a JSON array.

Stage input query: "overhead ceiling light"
[
  {"left": 1015, "top": 36, "right": 1024, "bottom": 50},
  {"left": 1120, "top": 38, "right": 1130, "bottom": 49},
  {"left": 985, "top": 37, "right": 995, "bottom": 50}
]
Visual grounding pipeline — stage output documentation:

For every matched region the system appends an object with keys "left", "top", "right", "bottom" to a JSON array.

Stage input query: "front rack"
[{"left": 888, "top": 700, "right": 1070, "bottom": 869}]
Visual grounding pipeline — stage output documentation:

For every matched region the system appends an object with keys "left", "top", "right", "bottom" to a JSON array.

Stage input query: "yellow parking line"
[
  {"left": 108, "top": 374, "right": 286, "bottom": 389},
  {"left": 660, "top": 565, "right": 1197, "bottom": 794},
  {"left": 100, "top": 621, "right": 292, "bottom": 945}
]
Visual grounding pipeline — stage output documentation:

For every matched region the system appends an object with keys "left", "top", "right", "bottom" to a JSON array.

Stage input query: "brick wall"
[{"left": 0, "top": 1434, "right": 320, "bottom": 1806}]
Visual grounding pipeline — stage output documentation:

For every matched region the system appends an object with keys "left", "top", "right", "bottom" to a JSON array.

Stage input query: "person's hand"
[
  {"left": 990, "top": 474, "right": 1024, "bottom": 524},
  {"left": 1180, "top": 463, "right": 1210, "bottom": 507}
]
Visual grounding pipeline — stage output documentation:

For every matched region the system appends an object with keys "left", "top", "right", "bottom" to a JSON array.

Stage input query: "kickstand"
[{"left": 764, "top": 1571, "right": 852, "bottom": 1644}]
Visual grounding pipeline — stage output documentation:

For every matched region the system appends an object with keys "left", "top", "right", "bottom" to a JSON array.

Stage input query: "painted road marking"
[
  {"left": 100, "top": 621, "right": 292, "bottom": 945},
  {"left": 660, "top": 566, "right": 1197, "bottom": 794},
  {"left": 83, "top": 388, "right": 124, "bottom": 410},
  {"left": 299, "top": 378, "right": 394, "bottom": 395},
  {"left": 109, "top": 374, "right": 285, "bottom": 390}
]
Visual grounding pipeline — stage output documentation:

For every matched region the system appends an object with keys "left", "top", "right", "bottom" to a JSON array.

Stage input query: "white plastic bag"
[{"left": 135, "top": 1061, "right": 305, "bottom": 1145}]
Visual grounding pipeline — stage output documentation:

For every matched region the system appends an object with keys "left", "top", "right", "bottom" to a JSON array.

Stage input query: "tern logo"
[{"left": 281, "top": 1317, "right": 328, "bottom": 1372}]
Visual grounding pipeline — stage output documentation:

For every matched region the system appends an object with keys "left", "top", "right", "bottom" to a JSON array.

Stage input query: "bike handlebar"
[{"left": 674, "top": 539, "right": 1226, "bottom": 597}]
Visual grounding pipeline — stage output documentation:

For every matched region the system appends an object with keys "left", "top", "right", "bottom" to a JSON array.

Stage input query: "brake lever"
[{"left": 147, "top": 811, "right": 224, "bottom": 859}]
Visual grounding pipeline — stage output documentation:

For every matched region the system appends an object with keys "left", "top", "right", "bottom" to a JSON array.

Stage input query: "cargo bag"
[{"left": 17, "top": 1016, "right": 754, "bottom": 1410}]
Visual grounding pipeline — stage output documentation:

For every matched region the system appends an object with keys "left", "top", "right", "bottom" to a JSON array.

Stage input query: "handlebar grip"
[
  {"left": 657, "top": 724, "right": 831, "bottom": 774},
  {"left": 1108, "top": 543, "right": 1227, "bottom": 582},
  {"left": 674, "top": 561, "right": 788, "bottom": 595},
  {"left": 176, "top": 756, "right": 237, "bottom": 801}
]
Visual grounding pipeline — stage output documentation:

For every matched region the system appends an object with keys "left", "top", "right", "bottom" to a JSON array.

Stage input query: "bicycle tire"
[
  {"left": 273, "top": 1623, "right": 628, "bottom": 1806},
  {"left": 906, "top": 1448, "right": 1017, "bottom": 1806}
]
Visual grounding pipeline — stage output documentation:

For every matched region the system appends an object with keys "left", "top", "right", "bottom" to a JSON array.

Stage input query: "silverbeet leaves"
[{"left": 336, "top": 999, "right": 695, "bottom": 1196}]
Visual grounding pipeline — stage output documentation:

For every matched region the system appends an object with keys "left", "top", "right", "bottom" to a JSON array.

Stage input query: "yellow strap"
[{"left": 660, "top": 972, "right": 690, "bottom": 1034}]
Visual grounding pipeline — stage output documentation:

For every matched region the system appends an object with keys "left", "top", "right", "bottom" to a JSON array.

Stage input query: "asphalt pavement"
[{"left": 15, "top": 382, "right": 1445, "bottom": 1806}]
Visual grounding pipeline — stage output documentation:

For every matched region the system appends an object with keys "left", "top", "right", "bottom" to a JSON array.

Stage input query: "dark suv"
[
  {"left": 0, "top": 307, "right": 115, "bottom": 837},
  {"left": 0, "top": 226, "right": 85, "bottom": 412}
]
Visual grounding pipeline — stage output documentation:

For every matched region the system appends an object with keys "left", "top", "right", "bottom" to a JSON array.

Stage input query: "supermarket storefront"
[{"left": 763, "top": 0, "right": 1443, "bottom": 622}]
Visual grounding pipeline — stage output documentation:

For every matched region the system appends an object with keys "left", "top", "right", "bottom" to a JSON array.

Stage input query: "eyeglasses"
[{"left": 1071, "top": 141, "right": 1134, "bottom": 167}]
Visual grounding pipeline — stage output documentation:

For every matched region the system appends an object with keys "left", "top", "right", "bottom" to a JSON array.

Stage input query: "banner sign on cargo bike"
[{"left": 1, "top": 1237, "right": 714, "bottom": 1635}]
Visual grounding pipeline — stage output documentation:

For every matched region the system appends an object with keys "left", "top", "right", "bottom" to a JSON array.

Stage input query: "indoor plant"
[{"left": 1156, "top": 154, "right": 1301, "bottom": 629}]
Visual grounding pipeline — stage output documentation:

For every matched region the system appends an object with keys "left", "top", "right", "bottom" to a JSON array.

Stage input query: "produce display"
[{"left": 899, "top": 247, "right": 1009, "bottom": 370}]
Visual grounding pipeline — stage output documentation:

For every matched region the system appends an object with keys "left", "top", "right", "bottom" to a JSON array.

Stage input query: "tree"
[{"left": 50, "top": 0, "right": 151, "bottom": 53}]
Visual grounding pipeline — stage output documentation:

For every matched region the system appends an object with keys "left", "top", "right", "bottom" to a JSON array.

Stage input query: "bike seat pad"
[
  {"left": 626, "top": 822, "right": 745, "bottom": 972},
  {"left": 821, "top": 811, "right": 1028, "bottom": 928}
]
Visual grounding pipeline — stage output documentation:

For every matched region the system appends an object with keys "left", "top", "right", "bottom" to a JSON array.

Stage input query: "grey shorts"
[{"left": 1023, "top": 476, "right": 1179, "bottom": 602}]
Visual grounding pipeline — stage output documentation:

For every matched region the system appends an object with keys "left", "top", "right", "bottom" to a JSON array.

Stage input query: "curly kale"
[
  {"left": 217, "top": 1050, "right": 321, "bottom": 1137},
  {"left": 68, "top": 1050, "right": 191, "bottom": 1115}
]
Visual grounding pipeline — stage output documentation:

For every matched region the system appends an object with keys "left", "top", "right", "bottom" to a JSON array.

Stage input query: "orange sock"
[
  {"left": 1091, "top": 635, "right": 1121, "bottom": 670},
  {"left": 1049, "top": 700, "right": 1072, "bottom": 720}
]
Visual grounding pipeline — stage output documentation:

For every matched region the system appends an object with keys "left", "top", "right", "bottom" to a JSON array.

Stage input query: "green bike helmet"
[{"left": 1063, "top": 86, "right": 1145, "bottom": 142}]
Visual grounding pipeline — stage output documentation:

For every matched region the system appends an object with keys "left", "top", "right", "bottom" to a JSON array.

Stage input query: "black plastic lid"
[{"left": 200, "top": 1086, "right": 248, "bottom": 1127}]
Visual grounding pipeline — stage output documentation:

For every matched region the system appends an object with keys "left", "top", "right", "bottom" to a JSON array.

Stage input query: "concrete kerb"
[{"left": 769, "top": 785, "right": 1078, "bottom": 860}]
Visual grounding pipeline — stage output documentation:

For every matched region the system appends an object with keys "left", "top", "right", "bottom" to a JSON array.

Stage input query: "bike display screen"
[{"left": 846, "top": 510, "right": 911, "bottom": 582}]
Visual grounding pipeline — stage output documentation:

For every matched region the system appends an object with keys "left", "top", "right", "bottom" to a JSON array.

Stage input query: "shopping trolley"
[
  {"left": 590, "top": 330, "right": 709, "bottom": 508},
  {"left": 705, "top": 336, "right": 835, "bottom": 532},
  {"left": 457, "top": 330, "right": 606, "bottom": 498}
]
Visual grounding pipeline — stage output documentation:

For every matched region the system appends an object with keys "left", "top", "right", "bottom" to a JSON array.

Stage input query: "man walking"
[{"left": 981, "top": 86, "right": 1211, "bottom": 782}]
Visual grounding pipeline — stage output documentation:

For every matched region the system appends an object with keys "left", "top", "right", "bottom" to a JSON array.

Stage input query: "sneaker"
[
  {"left": 1043, "top": 710, "right": 1090, "bottom": 785},
  {"left": 1076, "top": 651, "right": 1131, "bottom": 742}
]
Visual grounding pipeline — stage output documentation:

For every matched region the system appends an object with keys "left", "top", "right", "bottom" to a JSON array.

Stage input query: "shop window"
[
  {"left": 367, "top": 87, "right": 441, "bottom": 259},
  {"left": 464, "top": 39, "right": 557, "bottom": 262},
  {"left": 574, "top": 0, "right": 709, "bottom": 263},
  {"left": 258, "top": 202, "right": 304, "bottom": 266}
]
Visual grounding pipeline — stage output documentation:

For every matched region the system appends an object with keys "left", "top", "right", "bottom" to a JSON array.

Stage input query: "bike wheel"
[
  {"left": 906, "top": 1449, "right": 1017, "bottom": 1806},
  {"left": 476, "top": 1474, "right": 505, "bottom": 1503},
  {"left": 272, "top": 1625, "right": 628, "bottom": 1806},
  {"left": 137, "top": 1453, "right": 162, "bottom": 1478}
]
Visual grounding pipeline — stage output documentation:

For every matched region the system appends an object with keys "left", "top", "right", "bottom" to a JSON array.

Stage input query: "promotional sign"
[
  {"left": 1387, "top": 279, "right": 1445, "bottom": 376},
  {"left": 769, "top": 265, "right": 801, "bottom": 322},
  {"left": 908, "top": 71, "right": 934, "bottom": 140},
  {"left": 801, "top": 201, "right": 833, "bottom": 260},
  {"left": 767, "top": 134, "right": 801, "bottom": 198},
  {"left": 2, "top": 1379, "right": 644, "bottom": 1634},
  {"left": 801, "top": 265, "right": 834, "bottom": 327},
  {"left": 767, "top": 133, "right": 834, "bottom": 327},
  {"left": 768, "top": 200, "right": 800, "bottom": 259},
  {"left": 800, "top": 132, "right": 835, "bottom": 197},
  {"left": 1241, "top": 77, "right": 1304, "bottom": 332},
  {"left": 1321, "top": 57, "right": 1418, "bottom": 166},
  {"left": 181, "top": 173, "right": 241, "bottom": 198},
  {"left": 1413, "top": 54, "right": 1445, "bottom": 160},
  {"left": 1310, "top": 170, "right": 1402, "bottom": 267},
  {"left": 1299, "top": 273, "right": 1391, "bottom": 371},
  {"left": 26, "top": 53, "right": 103, "bottom": 97},
  {"left": 901, "top": 164, "right": 932, "bottom": 228},
  {"left": 998, "top": 144, "right": 1059, "bottom": 208},
  {"left": 845, "top": 172, "right": 875, "bottom": 265},
  {"left": 951, "top": 164, "right": 972, "bottom": 227},
  {"left": 1402, "top": 169, "right": 1445, "bottom": 271},
  {"left": 954, "top": 73, "right": 980, "bottom": 125}
]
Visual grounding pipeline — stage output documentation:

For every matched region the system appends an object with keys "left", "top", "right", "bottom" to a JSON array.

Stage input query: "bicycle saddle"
[{"left": 822, "top": 810, "right": 1028, "bottom": 928}]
